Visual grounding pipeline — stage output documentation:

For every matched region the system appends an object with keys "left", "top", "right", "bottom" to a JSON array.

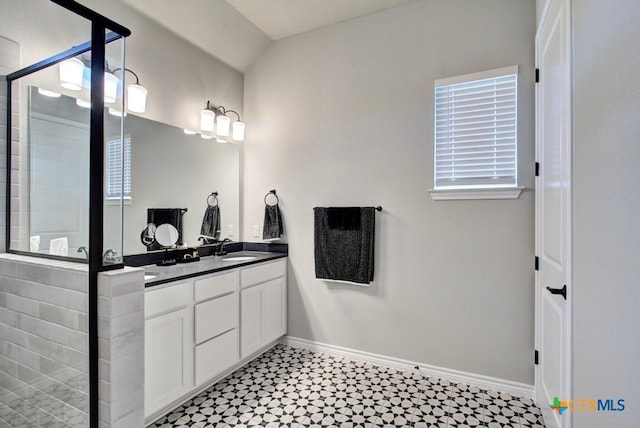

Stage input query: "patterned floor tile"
[{"left": 151, "top": 344, "right": 545, "bottom": 428}]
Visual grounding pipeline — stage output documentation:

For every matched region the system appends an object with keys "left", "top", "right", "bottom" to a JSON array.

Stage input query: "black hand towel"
[
  {"left": 200, "top": 205, "right": 221, "bottom": 240},
  {"left": 314, "top": 207, "right": 375, "bottom": 284},
  {"left": 327, "top": 207, "right": 361, "bottom": 230},
  {"left": 263, "top": 204, "right": 283, "bottom": 240},
  {"left": 147, "top": 208, "right": 185, "bottom": 251}
]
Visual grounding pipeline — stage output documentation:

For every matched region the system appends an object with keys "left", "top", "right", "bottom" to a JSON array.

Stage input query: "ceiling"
[
  {"left": 226, "top": 0, "right": 414, "bottom": 40},
  {"left": 118, "top": 0, "right": 414, "bottom": 71}
]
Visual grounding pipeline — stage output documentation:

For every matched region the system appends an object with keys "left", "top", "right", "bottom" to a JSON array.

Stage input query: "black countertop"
[{"left": 143, "top": 251, "right": 287, "bottom": 287}]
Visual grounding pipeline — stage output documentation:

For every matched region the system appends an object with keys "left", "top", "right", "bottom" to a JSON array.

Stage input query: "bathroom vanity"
[{"left": 143, "top": 253, "right": 287, "bottom": 422}]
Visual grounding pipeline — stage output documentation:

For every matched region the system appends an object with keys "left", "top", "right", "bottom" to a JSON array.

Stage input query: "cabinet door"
[
  {"left": 195, "top": 329, "right": 238, "bottom": 385},
  {"left": 240, "top": 285, "right": 263, "bottom": 359},
  {"left": 194, "top": 292, "right": 238, "bottom": 344},
  {"left": 145, "top": 307, "right": 192, "bottom": 417},
  {"left": 263, "top": 277, "right": 286, "bottom": 344}
]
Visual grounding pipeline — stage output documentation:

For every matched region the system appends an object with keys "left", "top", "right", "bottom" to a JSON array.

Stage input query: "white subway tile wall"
[
  {"left": 0, "top": 255, "right": 89, "bottom": 427},
  {"left": 1, "top": 36, "right": 21, "bottom": 253},
  {"left": 97, "top": 267, "right": 145, "bottom": 428},
  {"left": 0, "top": 255, "right": 145, "bottom": 427}
]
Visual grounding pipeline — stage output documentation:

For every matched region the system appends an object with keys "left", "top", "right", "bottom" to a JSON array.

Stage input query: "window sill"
[
  {"left": 429, "top": 187, "right": 524, "bottom": 201},
  {"left": 105, "top": 197, "right": 132, "bottom": 206}
]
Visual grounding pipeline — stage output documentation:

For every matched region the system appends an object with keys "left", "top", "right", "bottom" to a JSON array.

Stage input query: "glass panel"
[
  {"left": 8, "top": 56, "right": 91, "bottom": 259},
  {"left": 103, "top": 34, "right": 125, "bottom": 266},
  {"left": 2, "top": 7, "right": 92, "bottom": 427}
]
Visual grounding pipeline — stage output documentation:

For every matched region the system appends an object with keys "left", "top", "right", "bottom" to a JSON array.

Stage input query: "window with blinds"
[
  {"left": 434, "top": 66, "right": 518, "bottom": 189},
  {"left": 106, "top": 136, "right": 131, "bottom": 199}
]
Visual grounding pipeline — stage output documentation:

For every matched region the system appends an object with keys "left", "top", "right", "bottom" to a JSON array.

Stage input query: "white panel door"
[
  {"left": 240, "top": 285, "right": 263, "bottom": 359},
  {"left": 263, "top": 277, "right": 286, "bottom": 344},
  {"left": 535, "top": 0, "right": 572, "bottom": 427},
  {"left": 145, "top": 307, "right": 193, "bottom": 417}
]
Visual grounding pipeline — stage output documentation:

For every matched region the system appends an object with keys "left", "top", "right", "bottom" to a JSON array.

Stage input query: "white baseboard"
[{"left": 280, "top": 336, "right": 534, "bottom": 399}]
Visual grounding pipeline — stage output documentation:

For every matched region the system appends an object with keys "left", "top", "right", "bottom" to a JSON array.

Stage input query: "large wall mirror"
[{"left": 25, "top": 85, "right": 240, "bottom": 258}]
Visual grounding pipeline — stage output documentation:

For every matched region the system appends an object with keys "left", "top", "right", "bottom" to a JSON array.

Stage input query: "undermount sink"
[
  {"left": 144, "top": 272, "right": 159, "bottom": 281},
  {"left": 221, "top": 256, "right": 257, "bottom": 262}
]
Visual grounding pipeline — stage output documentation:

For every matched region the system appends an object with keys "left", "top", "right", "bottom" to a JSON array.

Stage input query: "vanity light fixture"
[
  {"left": 37, "top": 88, "right": 62, "bottom": 98},
  {"left": 108, "top": 107, "right": 126, "bottom": 117},
  {"left": 200, "top": 105, "right": 215, "bottom": 132},
  {"left": 104, "top": 71, "right": 119, "bottom": 103},
  {"left": 113, "top": 68, "right": 148, "bottom": 113},
  {"left": 232, "top": 121, "right": 245, "bottom": 141},
  {"left": 58, "top": 57, "right": 148, "bottom": 113},
  {"left": 76, "top": 98, "right": 91, "bottom": 108},
  {"left": 59, "top": 57, "right": 84, "bottom": 90},
  {"left": 199, "top": 100, "right": 245, "bottom": 141}
]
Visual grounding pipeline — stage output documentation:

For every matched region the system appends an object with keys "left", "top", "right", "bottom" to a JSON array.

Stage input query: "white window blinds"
[
  {"left": 434, "top": 66, "right": 518, "bottom": 189},
  {"left": 106, "top": 136, "right": 131, "bottom": 199}
]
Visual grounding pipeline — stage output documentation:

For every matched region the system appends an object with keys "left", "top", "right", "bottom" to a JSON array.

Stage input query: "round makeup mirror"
[
  {"left": 155, "top": 223, "right": 179, "bottom": 248},
  {"left": 140, "top": 223, "right": 157, "bottom": 247}
]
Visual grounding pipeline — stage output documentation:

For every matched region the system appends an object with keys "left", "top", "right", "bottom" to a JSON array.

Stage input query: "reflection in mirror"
[
  {"left": 154, "top": 223, "right": 179, "bottom": 266},
  {"left": 104, "top": 102, "right": 240, "bottom": 256},
  {"left": 154, "top": 223, "right": 179, "bottom": 247},
  {"left": 140, "top": 223, "right": 157, "bottom": 247},
  {"left": 22, "top": 86, "right": 240, "bottom": 257}
]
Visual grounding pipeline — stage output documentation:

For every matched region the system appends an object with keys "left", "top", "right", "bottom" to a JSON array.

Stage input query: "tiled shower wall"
[
  {"left": 0, "top": 254, "right": 90, "bottom": 426},
  {"left": 0, "top": 35, "right": 21, "bottom": 253},
  {"left": 0, "top": 255, "right": 145, "bottom": 427}
]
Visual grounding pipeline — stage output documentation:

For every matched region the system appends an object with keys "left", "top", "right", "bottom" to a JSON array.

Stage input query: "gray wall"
[
  {"left": 572, "top": 1, "right": 640, "bottom": 426},
  {"left": 0, "top": 0, "right": 244, "bottom": 138},
  {"left": 243, "top": 0, "right": 536, "bottom": 384},
  {"left": 78, "top": 0, "right": 245, "bottom": 133},
  {"left": 0, "top": 0, "right": 244, "bottom": 252}
]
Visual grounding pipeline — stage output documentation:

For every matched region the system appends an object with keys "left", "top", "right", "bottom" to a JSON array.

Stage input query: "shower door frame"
[{"left": 4, "top": 2, "right": 131, "bottom": 427}]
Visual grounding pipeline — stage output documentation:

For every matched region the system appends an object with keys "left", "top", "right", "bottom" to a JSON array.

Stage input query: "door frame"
[{"left": 534, "top": 0, "right": 574, "bottom": 427}]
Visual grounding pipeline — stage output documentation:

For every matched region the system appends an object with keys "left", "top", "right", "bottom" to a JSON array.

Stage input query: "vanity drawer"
[
  {"left": 145, "top": 282, "right": 190, "bottom": 318},
  {"left": 240, "top": 259, "right": 286, "bottom": 288},
  {"left": 194, "top": 329, "right": 238, "bottom": 385},
  {"left": 194, "top": 271, "right": 238, "bottom": 303},
  {"left": 194, "top": 292, "right": 238, "bottom": 344}
]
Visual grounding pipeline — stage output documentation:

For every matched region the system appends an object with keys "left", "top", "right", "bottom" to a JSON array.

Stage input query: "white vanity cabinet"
[
  {"left": 240, "top": 259, "right": 287, "bottom": 359},
  {"left": 144, "top": 282, "right": 193, "bottom": 417},
  {"left": 193, "top": 271, "right": 239, "bottom": 386},
  {"left": 144, "top": 256, "right": 287, "bottom": 423}
]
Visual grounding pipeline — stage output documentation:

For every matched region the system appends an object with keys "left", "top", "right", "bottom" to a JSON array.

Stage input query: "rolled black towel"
[
  {"left": 200, "top": 205, "right": 220, "bottom": 240},
  {"left": 263, "top": 204, "right": 283, "bottom": 240}
]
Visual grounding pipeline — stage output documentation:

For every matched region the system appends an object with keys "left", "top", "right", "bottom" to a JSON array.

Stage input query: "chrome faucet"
[
  {"left": 215, "top": 238, "right": 231, "bottom": 256},
  {"left": 198, "top": 236, "right": 217, "bottom": 245},
  {"left": 103, "top": 249, "right": 119, "bottom": 264},
  {"left": 77, "top": 246, "right": 89, "bottom": 259}
]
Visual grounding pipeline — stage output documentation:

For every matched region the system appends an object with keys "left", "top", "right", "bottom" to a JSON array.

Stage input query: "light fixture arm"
[
  {"left": 112, "top": 67, "right": 141, "bottom": 84},
  {"left": 225, "top": 109, "right": 241, "bottom": 121},
  {"left": 204, "top": 101, "right": 241, "bottom": 121}
]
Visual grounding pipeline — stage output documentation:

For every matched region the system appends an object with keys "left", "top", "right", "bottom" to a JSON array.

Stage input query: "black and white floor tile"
[{"left": 152, "top": 344, "right": 545, "bottom": 428}]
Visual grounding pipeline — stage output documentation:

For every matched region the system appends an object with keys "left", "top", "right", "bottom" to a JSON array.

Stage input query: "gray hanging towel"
[
  {"left": 263, "top": 204, "right": 283, "bottom": 240},
  {"left": 314, "top": 207, "right": 375, "bottom": 284},
  {"left": 200, "top": 205, "right": 221, "bottom": 240}
]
